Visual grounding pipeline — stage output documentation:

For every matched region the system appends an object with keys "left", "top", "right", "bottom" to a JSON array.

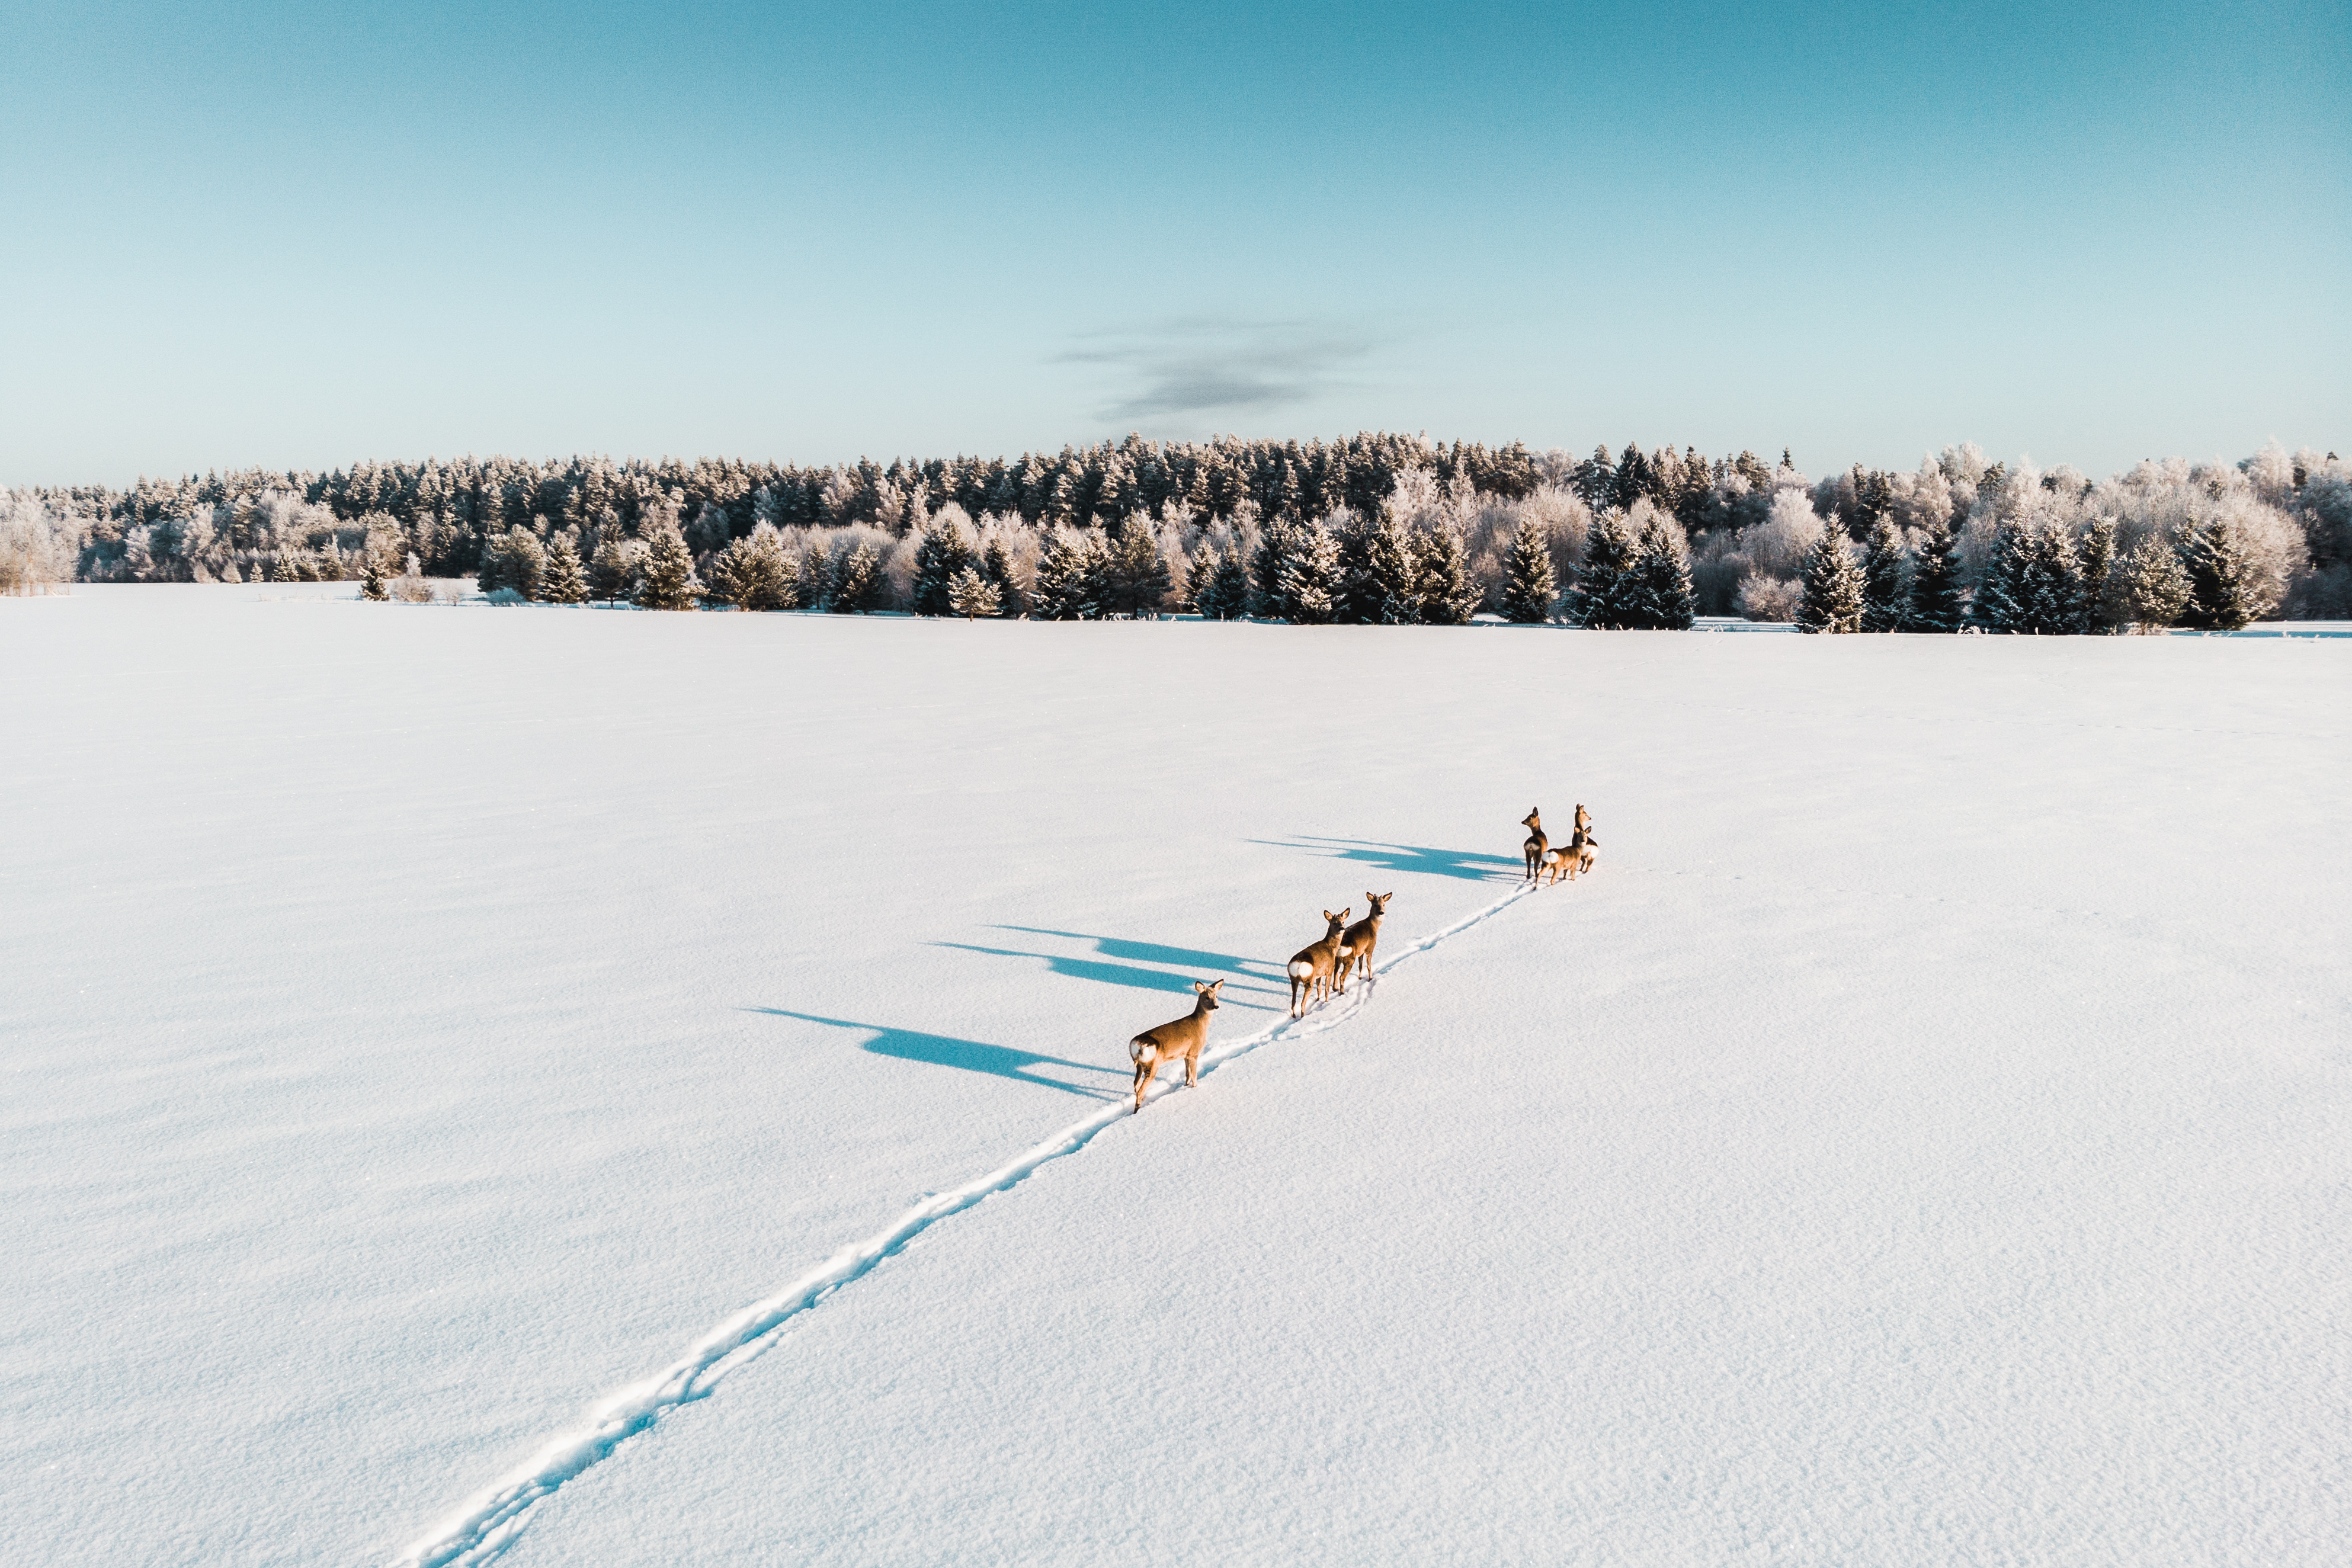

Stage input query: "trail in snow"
[{"left": 394, "top": 880, "right": 1538, "bottom": 1567}]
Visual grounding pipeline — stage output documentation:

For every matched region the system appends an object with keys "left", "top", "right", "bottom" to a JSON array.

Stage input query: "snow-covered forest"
[{"left": 8, "top": 435, "right": 2347, "bottom": 629}]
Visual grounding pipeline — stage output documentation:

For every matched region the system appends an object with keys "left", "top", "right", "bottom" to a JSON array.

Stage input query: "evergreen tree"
[
  {"left": 475, "top": 534, "right": 507, "bottom": 597},
  {"left": 1975, "top": 521, "right": 2081, "bottom": 634},
  {"left": 980, "top": 537, "right": 1021, "bottom": 616},
  {"left": 1796, "top": 529, "right": 1865, "bottom": 633},
  {"left": 909, "top": 516, "right": 977, "bottom": 615},
  {"left": 827, "top": 540, "right": 888, "bottom": 613},
  {"left": 1332, "top": 514, "right": 1385, "bottom": 624},
  {"left": 1970, "top": 520, "right": 2030, "bottom": 632},
  {"left": 2177, "top": 518, "right": 2259, "bottom": 629},
  {"left": 360, "top": 551, "right": 388, "bottom": 601},
  {"left": 1499, "top": 521, "right": 1558, "bottom": 623},
  {"left": 542, "top": 534, "right": 588, "bottom": 604},
  {"left": 947, "top": 565, "right": 1002, "bottom": 619},
  {"left": 1904, "top": 518, "right": 1965, "bottom": 631},
  {"left": 1250, "top": 520, "right": 1297, "bottom": 620},
  {"left": 1414, "top": 524, "right": 1479, "bottom": 625},
  {"left": 589, "top": 537, "right": 638, "bottom": 604},
  {"left": 2078, "top": 517, "right": 2122, "bottom": 632},
  {"left": 1278, "top": 520, "right": 1340, "bottom": 624},
  {"left": 1365, "top": 511, "right": 1424, "bottom": 624},
  {"left": 1635, "top": 513, "right": 1697, "bottom": 630},
  {"left": 2123, "top": 540, "right": 2192, "bottom": 631},
  {"left": 270, "top": 549, "right": 300, "bottom": 584},
  {"left": 1100, "top": 521, "right": 1171, "bottom": 617},
  {"left": 1565, "top": 511, "right": 1645, "bottom": 628},
  {"left": 1194, "top": 543, "right": 1250, "bottom": 620},
  {"left": 1031, "top": 529, "right": 1102, "bottom": 620},
  {"left": 704, "top": 524, "right": 792, "bottom": 610},
  {"left": 1858, "top": 514, "right": 1906, "bottom": 631},
  {"left": 634, "top": 520, "right": 700, "bottom": 610}
]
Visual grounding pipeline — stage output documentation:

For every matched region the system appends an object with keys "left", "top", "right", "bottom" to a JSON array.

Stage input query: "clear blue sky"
[{"left": 3, "top": 1, "right": 2344, "bottom": 486}]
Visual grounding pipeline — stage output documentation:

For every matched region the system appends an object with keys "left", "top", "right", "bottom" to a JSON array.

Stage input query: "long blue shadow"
[
  {"left": 1254, "top": 836, "right": 1523, "bottom": 883},
  {"left": 933, "top": 940, "right": 1285, "bottom": 1008},
  {"left": 989, "top": 927, "right": 1281, "bottom": 979},
  {"left": 748, "top": 1009, "right": 1123, "bottom": 1100}
]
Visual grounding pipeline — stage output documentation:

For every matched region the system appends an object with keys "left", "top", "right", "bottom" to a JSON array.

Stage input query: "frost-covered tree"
[
  {"left": 1414, "top": 522, "right": 1479, "bottom": 626},
  {"left": 909, "top": 515, "right": 977, "bottom": 616},
  {"left": 2177, "top": 518, "right": 2260, "bottom": 630},
  {"left": 980, "top": 536, "right": 1023, "bottom": 617},
  {"left": 705, "top": 524, "right": 792, "bottom": 610},
  {"left": 1635, "top": 511, "right": 1696, "bottom": 630},
  {"left": 1032, "top": 528, "right": 1104, "bottom": 620},
  {"left": 1796, "top": 530, "right": 1864, "bottom": 633},
  {"left": 827, "top": 538, "right": 889, "bottom": 614},
  {"left": 1249, "top": 520, "right": 1297, "bottom": 620},
  {"left": 1858, "top": 515, "right": 1906, "bottom": 632},
  {"left": 1100, "top": 520, "right": 1171, "bottom": 617},
  {"left": 589, "top": 536, "right": 639, "bottom": 604},
  {"left": 360, "top": 551, "right": 388, "bottom": 601},
  {"left": 1273, "top": 520, "right": 1338, "bottom": 624},
  {"left": 542, "top": 534, "right": 588, "bottom": 604},
  {"left": 1499, "top": 521, "right": 1558, "bottom": 623},
  {"left": 2122, "top": 540, "right": 2191, "bottom": 631},
  {"left": 1565, "top": 510, "right": 1645, "bottom": 628},
  {"left": 1364, "top": 510, "right": 1423, "bottom": 624},
  {"left": 947, "top": 565, "right": 1002, "bottom": 619},
  {"left": 634, "top": 519, "right": 700, "bottom": 610},
  {"left": 1904, "top": 518, "right": 1965, "bottom": 631},
  {"left": 1193, "top": 542, "right": 1251, "bottom": 620},
  {"left": 1972, "top": 520, "right": 2080, "bottom": 634},
  {"left": 2076, "top": 517, "right": 2120, "bottom": 632}
]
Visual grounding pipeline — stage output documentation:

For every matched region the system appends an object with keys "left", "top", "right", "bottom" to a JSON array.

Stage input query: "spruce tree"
[
  {"left": 2076, "top": 517, "right": 2119, "bottom": 631},
  {"left": 1858, "top": 514, "right": 1906, "bottom": 631},
  {"left": 1195, "top": 544, "right": 1250, "bottom": 620},
  {"left": 1278, "top": 520, "right": 1340, "bottom": 624},
  {"left": 360, "top": 551, "right": 388, "bottom": 601},
  {"left": 2177, "top": 518, "right": 2259, "bottom": 629},
  {"left": 1365, "top": 511, "right": 1423, "bottom": 624},
  {"left": 1565, "top": 511, "right": 1643, "bottom": 628},
  {"left": 1031, "top": 529, "right": 1100, "bottom": 620},
  {"left": 475, "top": 534, "right": 508, "bottom": 597},
  {"left": 542, "top": 535, "right": 588, "bottom": 604},
  {"left": 1635, "top": 513, "right": 1696, "bottom": 630},
  {"left": 981, "top": 537, "right": 1022, "bottom": 616},
  {"left": 1250, "top": 520, "right": 1296, "bottom": 620},
  {"left": 270, "top": 549, "right": 300, "bottom": 584},
  {"left": 634, "top": 520, "right": 699, "bottom": 610},
  {"left": 1970, "top": 520, "right": 2029, "bottom": 632},
  {"left": 947, "top": 565, "right": 1002, "bottom": 619},
  {"left": 910, "top": 517, "right": 976, "bottom": 616},
  {"left": 1904, "top": 518, "right": 1965, "bottom": 631},
  {"left": 827, "top": 540, "right": 888, "bottom": 614},
  {"left": 1499, "top": 521, "right": 1558, "bottom": 623},
  {"left": 1414, "top": 524, "right": 1479, "bottom": 626},
  {"left": 1796, "top": 529, "right": 1865, "bottom": 633},
  {"left": 1101, "top": 522, "right": 1170, "bottom": 617},
  {"left": 1332, "top": 514, "right": 1384, "bottom": 624},
  {"left": 2123, "top": 540, "right": 2191, "bottom": 631}
]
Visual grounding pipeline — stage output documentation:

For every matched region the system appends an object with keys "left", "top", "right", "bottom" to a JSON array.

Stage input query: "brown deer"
[
  {"left": 1521, "top": 809, "right": 1547, "bottom": 883},
  {"left": 1574, "top": 803, "right": 1592, "bottom": 838},
  {"left": 1542, "top": 829, "right": 1597, "bottom": 884},
  {"left": 1130, "top": 980, "right": 1223, "bottom": 1112},
  {"left": 1287, "top": 909, "right": 1349, "bottom": 1017},
  {"left": 1333, "top": 892, "right": 1392, "bottom": 995}
]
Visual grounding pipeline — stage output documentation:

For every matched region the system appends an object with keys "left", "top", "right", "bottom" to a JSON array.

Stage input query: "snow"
[{"left": 4, "top": 584, "right": 2347, "bottom": 1566}]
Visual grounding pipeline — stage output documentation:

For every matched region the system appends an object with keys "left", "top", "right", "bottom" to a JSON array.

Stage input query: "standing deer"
[
  {"left": 1521, "top": 809, "right": 1547, "bottom": 883},
  {"left": 1542, "top": 829, "right": 1597, "bottom": 884},
  {"left": 1574, "top": 803, "right": 1592, "bottom": 838},
  {"left": 1287, "top": 909, "right": 1349, "bottom": 1017},
  {"left": 1333, "top": 892, "right": 1392, "bottom": 995},
  {"left": 1130, "top": 980, "right": 1223, "bottom": 1113}
]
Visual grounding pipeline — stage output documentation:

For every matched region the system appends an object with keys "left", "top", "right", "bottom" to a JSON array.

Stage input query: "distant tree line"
[{"left": 8, "top": 435, "right": 2347, "bottom": 630}]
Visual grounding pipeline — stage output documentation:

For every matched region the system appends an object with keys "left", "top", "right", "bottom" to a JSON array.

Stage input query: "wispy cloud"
[{"left": 1058, "top": 317, "right": 1383, "bottom": 425}]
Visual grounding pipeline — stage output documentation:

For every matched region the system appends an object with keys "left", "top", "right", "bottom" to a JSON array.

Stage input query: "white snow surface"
[{"left": 5, "top": 585, "right": 2348, "bottom": 1566}]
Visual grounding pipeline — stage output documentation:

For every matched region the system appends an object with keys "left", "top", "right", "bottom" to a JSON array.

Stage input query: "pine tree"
[
  {"left": 1796, "top": 529, "right": 1864, "bottom": 633},
  {"left": 1499, "top": 521, "right": 1558, "bottom": 623},
  {"left": 360, "top": 551, "right": 388, "bottom": 601},
  {"left": 1365, "top": 511, "right": 1423, "bottom": 624},
  {"left": 1565, "top": 511, "right": 1643, "bottom": 628},
  {"left": 1635, "top": 513, "right": 1696, "bottom": 630},
  {"left": 947, "top": 565, "right": 1002, "bottom": 618},
  {"left": 1414, "top": 524, "right": 1479, "bottom": 626},
  {"left": 1278, "top": 520, "right": 1340, "bottom": 624},
  {"left": 2078, "top": 517, "right": 2122, "bottom": 632},
  {"left": 827, "top": 540, "right": 888, "bottom": 614},
  {"left": 1858, "top": 514, "right": 1906, "bottom": 631},
  {"left": 1100, "top": 522, "right": 1170, "bottom": 617},
  {"left": 589, "top": 537, "right": 638, "bottom": 604},
  {"left": 1031, "top": 529, "right": 1101, "bottom": 620},
  {"left": 2177, "top": 518, "right": 2259, "bottom": 629},
  {"left": 634, "top": 520, "right": 699, "bottom": 610},
  {"left": 1194, "top": 544, "right": 1250, "bottom": 620},
  {"left": 1904, "top": 518, "right": 1965, "bottom": 631},
  {"left": 542, "top": 534, "right": 588, "bottom": 604},
  {"left": 910, "top": 517, "right": 977, "bottom": 615},
  {"left": 2123, "top": 540, "right": 2191, "bottom": 631}
]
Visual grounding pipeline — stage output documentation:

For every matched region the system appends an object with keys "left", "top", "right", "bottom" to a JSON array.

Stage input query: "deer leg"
[
  {"left": 1134, "top": 1057, "right": 1159, "bottom": 1112},
  {"left": 1184, "top": 1050, "right": 1199, "bottom": 1088}
]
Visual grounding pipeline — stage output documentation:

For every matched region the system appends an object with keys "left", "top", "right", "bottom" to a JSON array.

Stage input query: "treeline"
[{"left": 8, "top": 435, "right": 2348, "bottom": 629}]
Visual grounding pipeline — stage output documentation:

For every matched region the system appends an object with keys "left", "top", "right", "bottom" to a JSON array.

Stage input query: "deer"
[
  {"left": 1574, "top": 803, "right": 1592, "bottom": 838},
  {"left": 1130, "top": 980, "right": 1223, "bottom": 1112},
  {"left": 1542, "top": 829, "right": 1597, "bottom": 884},
  {"left": 1521, "top": 809, "right": 1547, "bottom": 883},
  {"left": 1287, "top": 909, "right": 1349, "bottom": 1017},
  {"left": 1333, "top": 892, "right": 1392, "bottom": 995}
]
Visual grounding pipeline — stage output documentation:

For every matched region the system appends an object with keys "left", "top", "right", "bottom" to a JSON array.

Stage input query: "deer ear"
[{"left": 1194, "top": 981, "right": 1207, "bottom": 993}]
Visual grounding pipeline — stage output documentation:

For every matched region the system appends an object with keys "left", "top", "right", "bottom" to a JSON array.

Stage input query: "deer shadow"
[
  {"left": 746, "top": 1009, "right": 1124, "bottom": 1101},
  {"left": 1252, "top": 836, "right": 1523, "bottom": 884},
  {"left": 933, "top": 931, "right": 1287, "bottom": 1011}
]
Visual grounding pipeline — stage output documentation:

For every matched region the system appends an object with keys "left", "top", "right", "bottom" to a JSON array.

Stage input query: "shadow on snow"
[
  {"left": 1252, "top": 836, "right": 1522, "bottom": 883},
  {"left": 934, "top": 931, "right": 1287, "bottom": 1009},
  {"left": 746, "top": 1009, "right": 1124, "bottom": 1101}
]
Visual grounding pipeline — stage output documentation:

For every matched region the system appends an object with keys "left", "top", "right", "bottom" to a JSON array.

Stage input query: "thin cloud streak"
[{"left": 1059, "top": 318, "right": 1385, "bottom": 424}]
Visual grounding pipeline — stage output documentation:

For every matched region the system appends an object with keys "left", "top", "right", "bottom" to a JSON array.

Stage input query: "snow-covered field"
[{"left": 5, "top": 585, "right": 2347, "bottom": 1566}]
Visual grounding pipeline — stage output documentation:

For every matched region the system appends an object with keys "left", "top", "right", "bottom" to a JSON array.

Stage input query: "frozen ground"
[{"left": 4, "top": 585, "right": 2347, "bottom": 1566}]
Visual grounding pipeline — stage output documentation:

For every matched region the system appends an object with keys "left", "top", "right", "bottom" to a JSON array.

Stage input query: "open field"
[{"left": 5, "top": 585, "right": 2348, "bottom": 1565}]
